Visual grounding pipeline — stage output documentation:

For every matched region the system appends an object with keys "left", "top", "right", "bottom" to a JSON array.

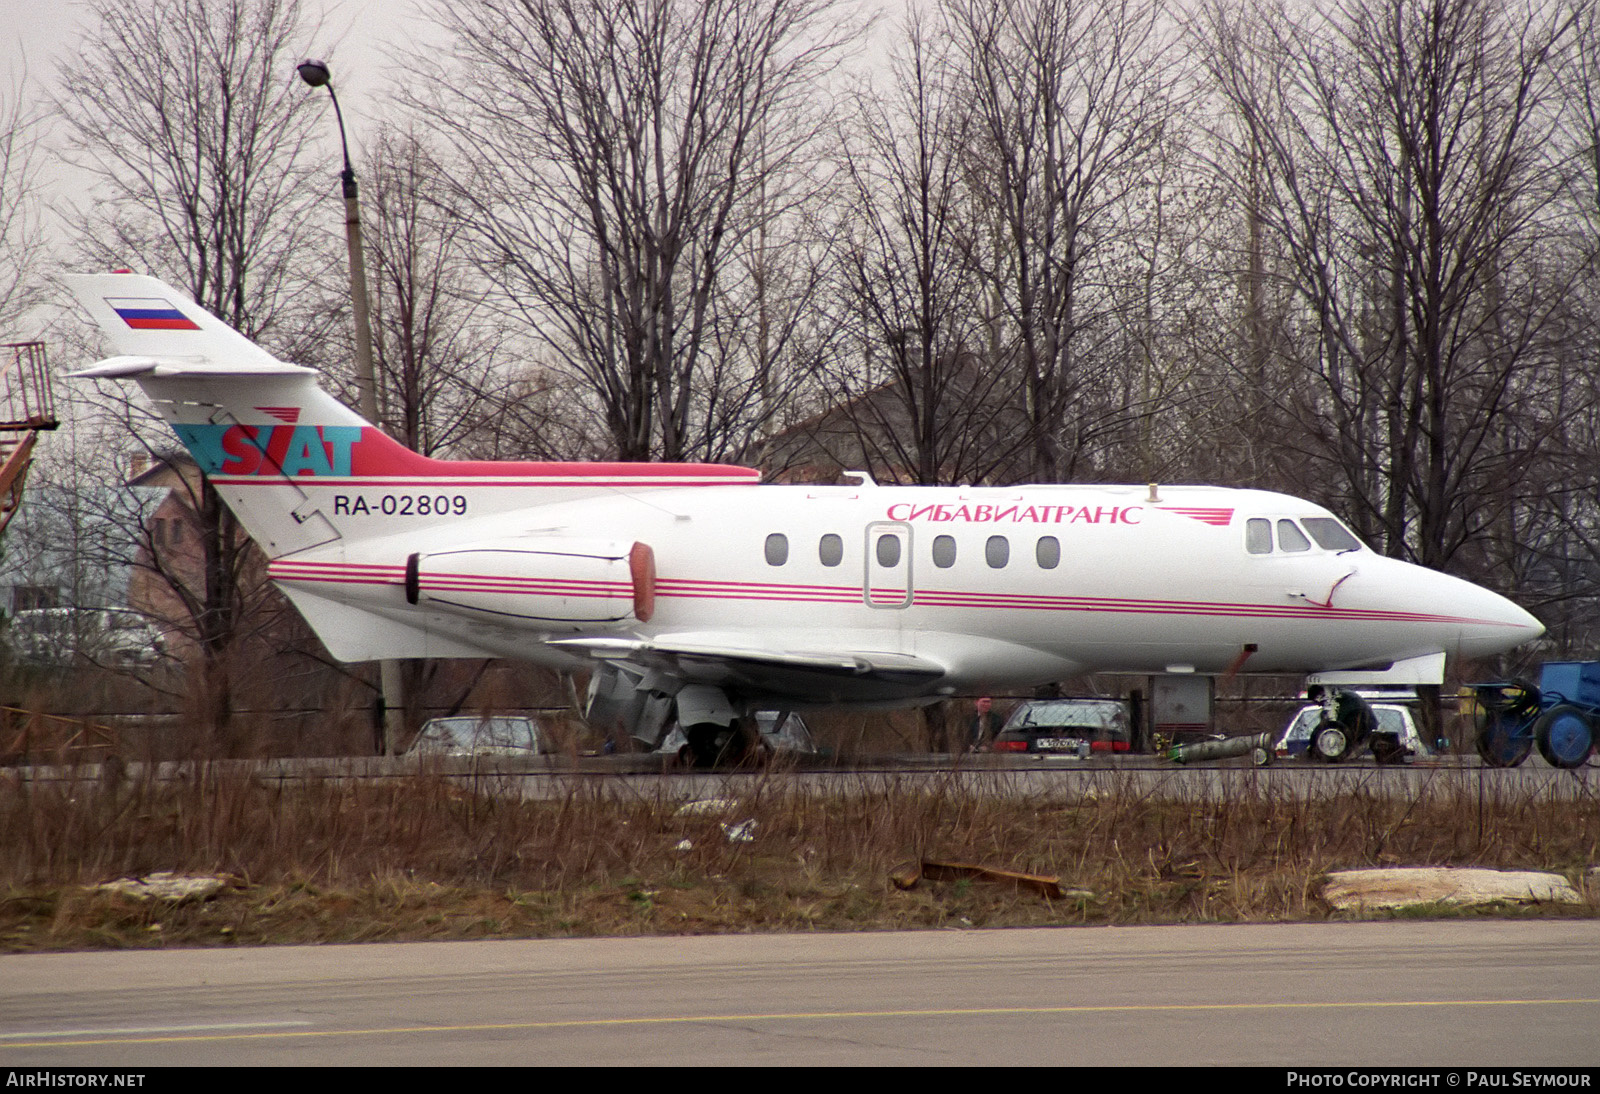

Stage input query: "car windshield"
[
  {"left": 413, "top": 717, "right": 539, "bottom": 753},
  {"left": 1374, "top": 707, "right": 1406, "bottom": 734},
  {"left": 1284, "top": 707, "right": 1322, "bottom": 742},
  {"left": 1004, "top": 700, "right": 1126, "bottom": 733}
]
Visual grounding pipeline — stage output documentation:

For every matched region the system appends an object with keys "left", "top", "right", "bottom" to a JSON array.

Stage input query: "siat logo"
[{"left": 173, "top": 423, "right": 363, "bottom": 477}]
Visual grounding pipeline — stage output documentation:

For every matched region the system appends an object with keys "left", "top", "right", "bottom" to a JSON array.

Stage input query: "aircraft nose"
[
  {"left": 1357, "top": 555, "right": 1542, "bottom": 658},
  {"left": 1475, "top": 589, "right": 1544, "bottom": 654},
  {"left": 1423, "top": 568, "right": 1544, "bottom": 657}
]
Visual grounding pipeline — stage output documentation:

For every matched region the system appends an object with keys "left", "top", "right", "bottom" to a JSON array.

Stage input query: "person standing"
[{"left": 968, "top": 696, "right": 997, "bottom": 752}]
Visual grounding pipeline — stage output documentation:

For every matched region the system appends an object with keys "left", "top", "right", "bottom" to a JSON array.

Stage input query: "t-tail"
[{"left": 66, "top": 273, "right": 760, "bottom": 561}]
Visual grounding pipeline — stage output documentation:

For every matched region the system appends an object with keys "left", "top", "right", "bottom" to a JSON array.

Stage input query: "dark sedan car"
[{"left": 990, "top": 698, "right": 1132, "bottom": 755}]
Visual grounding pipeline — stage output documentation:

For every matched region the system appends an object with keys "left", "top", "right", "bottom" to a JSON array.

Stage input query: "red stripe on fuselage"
[
  {"left": 266, "top": 563, "right": 1506, "bottom": 627},
  {"left": 220, "top": 475, "right": 757, "bottom": 488}
]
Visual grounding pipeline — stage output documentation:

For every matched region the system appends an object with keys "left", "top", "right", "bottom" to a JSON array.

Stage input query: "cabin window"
[
  {"left": 1302, "top": 517, "right": 1362, "bottom": 552},
  {"left": 764, "top": 533, "right": 789, "bottom": 566},
  {"left": 818, "top": 533, "right": 843, "bottom": 566},
  {"left": 986, "top": 535, "right": 1010, "bottom": 568},
  {"left": 876, "top": 534, "right": 902, "bottom": 567},
  {"left": 1036, "top": 536, "right": 1060, "bottom": 569},
  {"left": 932, "top": 535, "right": 957, "bottom": 568},
  {"left": 1276, "top": 520, "right": 1311, "bottom": 553},
  {"left": 1246, "top": 518, "right": 1272, "bottom": 555}
]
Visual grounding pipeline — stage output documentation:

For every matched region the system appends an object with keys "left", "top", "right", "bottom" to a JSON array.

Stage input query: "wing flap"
[{"left": 551, "top": 635, "right": 946, "bottom": 704}]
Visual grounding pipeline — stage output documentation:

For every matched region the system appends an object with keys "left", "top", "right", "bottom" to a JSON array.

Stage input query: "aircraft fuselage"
[{"left": 261, "top": 477, "right": 1539, "bottom": 696}]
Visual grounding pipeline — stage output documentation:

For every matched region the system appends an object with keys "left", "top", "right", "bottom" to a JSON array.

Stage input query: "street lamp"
[
  {"left": 296, "top": 58, "right": 378, "bottom": 423},
  {"left": 298, "top": 58, "right": 402, "bottom": 754}
]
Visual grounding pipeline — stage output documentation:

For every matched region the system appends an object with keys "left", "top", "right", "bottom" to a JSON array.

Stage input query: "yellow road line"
[{"left": 7, "top": 997, "right": 1599, "bottom": 1049}]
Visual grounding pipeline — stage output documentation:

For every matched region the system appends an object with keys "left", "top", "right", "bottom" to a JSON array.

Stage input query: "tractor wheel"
[
  {"left": 1473, "top": 710, "right": 1532, "bottom": 768},
  {"left": 1532, "top": 705, "right": 1596, "bottom": 770}
]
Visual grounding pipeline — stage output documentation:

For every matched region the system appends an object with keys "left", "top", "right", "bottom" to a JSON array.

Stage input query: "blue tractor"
[{"left": 1471, "top": 661, "right": 1600, "bottom": 769}]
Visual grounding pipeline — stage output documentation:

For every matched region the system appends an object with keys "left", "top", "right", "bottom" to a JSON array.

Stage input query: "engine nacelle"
[{"left": 405, "top": 538, "right": 655, "bottom": 625}]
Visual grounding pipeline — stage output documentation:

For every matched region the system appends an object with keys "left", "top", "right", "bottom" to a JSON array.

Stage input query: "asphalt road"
[{"left": 3, "top": 921, "right": 1596, "bottom": 1066}]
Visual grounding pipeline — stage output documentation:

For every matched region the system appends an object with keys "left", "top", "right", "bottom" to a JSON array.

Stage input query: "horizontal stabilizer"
[{"left": 70, "top": 354, "right": 312, "bottom": 379}]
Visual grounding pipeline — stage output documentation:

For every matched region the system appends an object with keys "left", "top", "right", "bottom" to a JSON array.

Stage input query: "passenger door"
[{"left": 864, "top": 521, "right": 912, "bottom": 608}]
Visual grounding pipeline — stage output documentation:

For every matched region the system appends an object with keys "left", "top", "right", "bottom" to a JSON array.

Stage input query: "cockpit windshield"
[
  {"left": 1301, "top": 517, "right": 1363, "bottom": 552},
  {"left": 1245, "top": 516, "right": 1365, "bottom": 555}
]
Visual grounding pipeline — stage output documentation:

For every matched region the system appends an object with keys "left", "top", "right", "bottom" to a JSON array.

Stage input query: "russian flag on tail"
[{"left": 106, "top": 297, "right": 200, "bottom": 331}]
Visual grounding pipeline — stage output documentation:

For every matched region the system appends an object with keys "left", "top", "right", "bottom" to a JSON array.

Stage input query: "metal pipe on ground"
[{"left": 1168, "top": 731, "right": 1274, "bottom": 765}]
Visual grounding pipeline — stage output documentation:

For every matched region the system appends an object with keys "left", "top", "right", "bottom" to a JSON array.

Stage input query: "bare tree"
[
  {"left": 1510, "top": 0, "right": 1600, "bottom": 649},
  {"left": 0, "top": 77, "right": 47, "bottom": 341},
  {"left": 55, "top": 0, "right": 332, "bottom": 734},
  {"left": 1195, "top": 0, "right": 1580, "bottom": 579},
  {"left": 57, "top": 0, "right": 332, "bottom": 350},
  {"left": 815, "top": 6, "right": 1021, "bottom": 486},
  {"left": 358, "top": 127, "right": 514, "bottom": 457},
  {"left": 1569, "top": 0, "right": 1600, "bottom": 231},
  {"left": 942, "top": 0, "right": 1185, "bottom": 484},
  {"left": 408, "top": 0, "right": 850, "bottom": 462}
]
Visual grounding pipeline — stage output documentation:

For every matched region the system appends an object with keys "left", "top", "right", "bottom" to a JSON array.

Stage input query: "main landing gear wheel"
[
  {"left": 684, "top": 721, "right": 758, "bottom": 768},
  {"left": 1532, "top": 704, "right": 1596, "bottom": 770},
  {"left": 1312, "top": 723, "right": 1352, "bottom": 762}
]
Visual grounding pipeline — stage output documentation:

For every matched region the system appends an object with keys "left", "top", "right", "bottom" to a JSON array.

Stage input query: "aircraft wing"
[{"left": 550, "top": 635, "right": 946, "bottom": 705}]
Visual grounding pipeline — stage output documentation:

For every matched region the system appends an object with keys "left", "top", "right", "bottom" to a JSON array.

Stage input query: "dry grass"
[{"left": 1, "top": 766, "right": 1595, "bottom": 951}]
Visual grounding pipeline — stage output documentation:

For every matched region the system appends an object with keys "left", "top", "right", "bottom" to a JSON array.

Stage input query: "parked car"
[
  {"left": 991, "top": 698, "right": 1132, "bottom": 755},
  {"left": 7, "top": 607, "right": 165, "bottom": 669},
  {"left": 658, "top": 710, "right": 817, "bottom": 765},
  {"left": 1272, "top": 694, "right": 1435, "bottom": 764},
  {"left": 408, "top": 715, "right": 543, "bottom": 757}
]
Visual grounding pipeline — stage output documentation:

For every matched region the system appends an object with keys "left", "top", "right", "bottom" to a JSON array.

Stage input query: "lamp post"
[
  {"left": 297, "top": 58, "right": 404, "bottom": 755},
  {"left": 296, "top": 59, "right": 378, "bottom": 422}
]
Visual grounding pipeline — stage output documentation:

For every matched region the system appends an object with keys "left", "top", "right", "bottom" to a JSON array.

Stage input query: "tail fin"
[
  {"left": 69, "top": 272, "right": 290, "bottom": 370},
  {"left": 66, "top": 273, "right": 758, "bottom": 560},
  {"left": 69, "top": 273, "right": 387, "bottom": 557}
]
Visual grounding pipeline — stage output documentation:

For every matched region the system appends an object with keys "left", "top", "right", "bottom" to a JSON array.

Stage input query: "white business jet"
[{"left": 69, "top": 274, "right": 1542, "bottom": 762}]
